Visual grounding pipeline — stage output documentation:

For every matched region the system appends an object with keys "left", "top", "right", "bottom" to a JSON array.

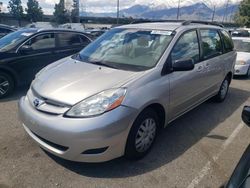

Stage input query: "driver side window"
[
  {"left": 171, "top": 30, "right": 200, "bottom": 64},
  {"left": 24, "top": 33, "right": 55, "bottom": 50}
]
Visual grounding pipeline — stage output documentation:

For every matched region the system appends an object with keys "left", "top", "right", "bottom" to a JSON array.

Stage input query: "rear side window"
[
  {"left": 0, "top": 28, "right": 12, "bottom": 34},
  {"left": 79, "top": 35, "right": 91, "bottom": 45},
  {"left": 200, "top": 29, "right": 222, "bottom": 59},
  {"left": 57, "top": 33, "right": 83, "bottom": 47},
  {"left": 221, "top": 30, "right": 234, "bottom": 53},
  {"left": 171, "top": 30, "right": 200, "bottom": 64}
]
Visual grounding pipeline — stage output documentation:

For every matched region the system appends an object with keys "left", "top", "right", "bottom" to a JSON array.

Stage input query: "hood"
[
  {"left": 32, "top": 57, "right": 144, "bottom": 105},
  {"left": 236, "top": 52, "right": 250, "bottom": 63}
]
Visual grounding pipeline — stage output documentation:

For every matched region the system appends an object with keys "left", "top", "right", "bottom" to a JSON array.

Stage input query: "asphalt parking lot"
[{"left": 1, "top": 77, "right": 250, "bottom": 188}]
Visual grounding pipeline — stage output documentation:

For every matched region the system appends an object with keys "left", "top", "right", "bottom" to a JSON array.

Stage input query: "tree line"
[
  {"left": 234, "top": 0, "right": 250, "bottom": 27},
  {"left": 6, "top": 0, "right": 78, "bottom": 26}
]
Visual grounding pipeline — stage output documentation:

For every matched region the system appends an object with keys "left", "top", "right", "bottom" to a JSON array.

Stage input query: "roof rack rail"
[
  {"left": 130, "top": 20, "right": 184, "bottom": 24},
  {"left": 182, "top": 20, "right": 224, "bottom": 28}
]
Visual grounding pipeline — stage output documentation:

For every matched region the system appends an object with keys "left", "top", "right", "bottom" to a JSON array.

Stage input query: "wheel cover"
[
  {"left": 135, "top": 118, "right": 156, "bottom": 153},
  {"left": 220, "top": 79, "right": 229, "bottom": 99},
  {"left": 0, "top": 76, "right": 10, "bottom": 96}
]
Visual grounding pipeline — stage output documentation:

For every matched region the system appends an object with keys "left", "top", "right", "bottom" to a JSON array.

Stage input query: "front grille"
[
  {"left": 28, "top": 88, "right": 71, "bottom": 115},
  {"left": 32, "top": 131, "right": 68, "bottom": 152},
  {"left": 31, "top": 87, "right": 70, "bottom": 108}
]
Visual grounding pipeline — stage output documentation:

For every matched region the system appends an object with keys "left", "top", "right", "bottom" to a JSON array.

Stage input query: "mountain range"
[{"left": 81, "top": 3, "right": 239, "bottom": 22}]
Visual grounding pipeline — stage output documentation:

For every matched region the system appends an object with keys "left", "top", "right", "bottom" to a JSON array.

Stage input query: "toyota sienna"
[{"left": 19, "top": 21, "right": 236, "bottom": 162}]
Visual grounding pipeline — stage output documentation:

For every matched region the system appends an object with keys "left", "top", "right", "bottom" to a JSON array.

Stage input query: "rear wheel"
[
  {"left": 125, "top": 108, "right": 159, "bottom": 160},
  {"left": 0, "top": 71, "right": 14, "bottom": 99},
  {"left": 213, "top": 76, "right": 230, "bottom": 103}
]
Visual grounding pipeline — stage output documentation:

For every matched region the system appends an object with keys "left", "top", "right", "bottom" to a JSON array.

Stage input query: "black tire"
[
  {"left": 246, "top": 67, "right": 250, "bottom": 78},
  {"left": 125, "top": 108, "right": 159, "bottom": 160},
  {"left": 213, "top": 76, "right": 230, "bottom": 103},
  {"left": 0, "top": 71, "right": 15, "bottom": 99}
]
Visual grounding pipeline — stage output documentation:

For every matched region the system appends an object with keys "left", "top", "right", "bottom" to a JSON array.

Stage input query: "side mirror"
[
  {"left": 19, "top": 45, "right": 32, "bottom": 54},
  {"left": 242, "top": 106, "right": 250, "bottom": 127},
  {"left": 172, "top": 58, "right": 195, "bottom": 72}
]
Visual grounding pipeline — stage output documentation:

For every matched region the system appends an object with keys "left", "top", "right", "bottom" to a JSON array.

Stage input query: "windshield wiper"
[
  {"left": 89, "top": 61, "right": 117, "bottom": 69},
  {"left": 74, "top": 55, "right": 117, "bottom": 69}
]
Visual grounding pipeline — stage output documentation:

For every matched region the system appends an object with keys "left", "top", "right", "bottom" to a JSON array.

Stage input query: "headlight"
[
  {"left": 65, "top": 88, "right": 127, "bottom": 118},
  {"left": 236, "top": 60, "right": 246, "bottom": 65}
]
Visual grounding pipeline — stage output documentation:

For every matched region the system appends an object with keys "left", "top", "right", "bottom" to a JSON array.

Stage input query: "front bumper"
[
  {"left": 234, "top": 64, "right": 249, "bottom": 75},
  {"left": 18, "top": 96, "right": 137, "bottom": 162}
]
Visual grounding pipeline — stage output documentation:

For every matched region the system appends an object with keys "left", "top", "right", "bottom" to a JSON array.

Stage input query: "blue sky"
[{"left": 0, "top": 0, "right": 241, "bottom": 15}]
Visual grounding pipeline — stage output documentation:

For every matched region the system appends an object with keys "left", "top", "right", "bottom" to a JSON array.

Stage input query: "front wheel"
[
  {"left": 213, "top": 77, "right": 230, "bottom": 103},
  {"left": 125, "top": 108, "right": 159, "bottom": 160},
  {"left": 246, "top": 67, "right": 250, "bottom": 78}
]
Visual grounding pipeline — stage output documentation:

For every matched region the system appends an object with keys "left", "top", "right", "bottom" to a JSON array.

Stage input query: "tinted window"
[
  {"left": 221, "top": 30, "right": 234, "bottom": 52},
  {"left": 79, "top": 35, "right": 91, "bottom": 45},
  {"left": 171, "top": 30, "right": 199, "bottom": 64},
  {"left": 25, "top": 33, "right": 55, "bottom": 50},
  {"left": 0, "top": 28, "right": 12, "bottom": 34},
  {"left": 200, "top": 29, "right": 222, "bottom": 59},
  {"left": 57, "top": 33, "right": 82, "bottom": 47}
]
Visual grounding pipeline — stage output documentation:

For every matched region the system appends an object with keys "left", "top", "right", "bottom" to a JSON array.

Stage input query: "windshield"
[
  {"left": 76, "top": 28, "right": 174, "bottom": 71},
  {"left": 0, "top": 30, "right": 36, "bottom": 52},
  {"left": 233, "top": 39, "right": 250, "bottom": 53}
]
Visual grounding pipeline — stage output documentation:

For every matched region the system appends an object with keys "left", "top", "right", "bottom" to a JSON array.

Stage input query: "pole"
[
  {"left": 222, "top": 0, "right": 230, "bottom": 23},
  {"left": 211, "top": 5, "right": 216, "bottom": 21},
  {"left": 117, "top": 0, "right": 120, "bottom": 24},
  {"left": 177, "top": 0, "right": 180, "bottom": 20},
  {"left": 76, "top": 0, "right": 80, "bottom": 23}
]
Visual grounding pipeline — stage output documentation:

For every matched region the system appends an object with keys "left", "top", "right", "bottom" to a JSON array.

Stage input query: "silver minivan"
[{"left": 19, "top": 21, "right": 236, "bottom": 162}]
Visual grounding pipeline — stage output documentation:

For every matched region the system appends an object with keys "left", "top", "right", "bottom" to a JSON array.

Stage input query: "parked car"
[
  {"left": 25, "top": 22, "right": 54, "bottom": 29},
  {"left": 233, "top": 37, "right": 250, "bottom": 77},
  {"left": 19, "top": 21, "right": 236, "bottom": 162},
  {"left": 238, "top": 28, "right": 250, "bottom": 35},
  {"left": 85, "top": 29, "right": 108, "bottom": 39},
  {"left": 0, "top": 28, "right": 92, "bottom": 98},
  {"left": 0, "top": 24, "right": 17, "bottom": 38},
  {"left": 59, "top": 23, "right": 85, "bottom": 31},
  {"left": 231, "top": 30, "right": 250, "bottom": 37},
  {"left": 225, "top": 106, "right": 250, "bottom": 188}
]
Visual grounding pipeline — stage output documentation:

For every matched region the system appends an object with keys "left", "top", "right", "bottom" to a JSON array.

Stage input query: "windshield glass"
[
  {"left": 76, "top": 28, "right": 174, "bottom": 71},
  {"left": 0, "top": 30, "right": 35, "bottom": 52},
  {"left": 233, "top": 39, "right": 250, "bottom": 53}
]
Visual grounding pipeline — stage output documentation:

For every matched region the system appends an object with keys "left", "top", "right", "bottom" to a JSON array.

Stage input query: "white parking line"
[{"left": 187, "top": 122, "right": 245, "bottom": 188}]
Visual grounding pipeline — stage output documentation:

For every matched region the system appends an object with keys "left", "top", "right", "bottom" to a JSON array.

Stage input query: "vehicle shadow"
[
  {"left": 45, "top": 87, "right": 250, "bottom": 178},
  {"left": 233, "top": 75, "right": 250, "bottom": 80},
  {"left": 0, "top": 86, "right": 29, "bottom": 102}
]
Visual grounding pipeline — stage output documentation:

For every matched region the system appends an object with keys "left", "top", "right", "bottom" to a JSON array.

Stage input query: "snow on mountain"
[{"left": 81, "top": 2, "right": 239, "bottom": 21}]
